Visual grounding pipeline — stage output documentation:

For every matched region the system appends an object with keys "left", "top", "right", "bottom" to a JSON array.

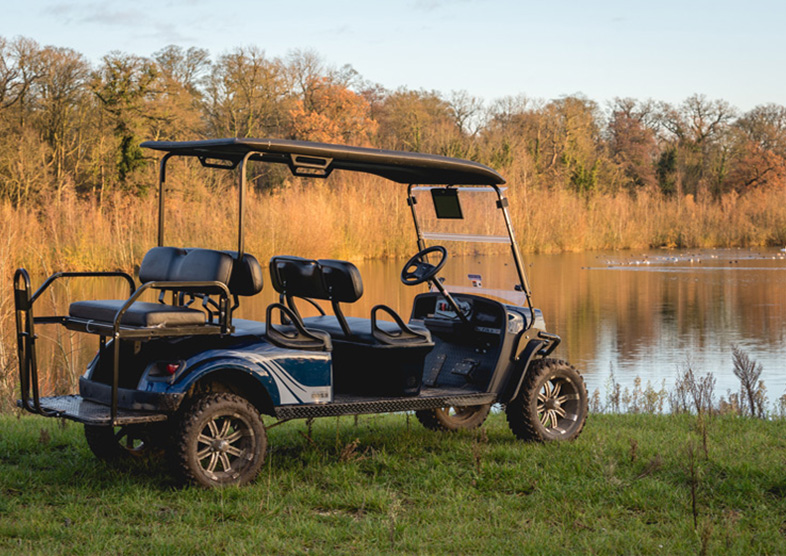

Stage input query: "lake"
[{"left": 18, "top": 247, "right": 786, "bottom": 406}]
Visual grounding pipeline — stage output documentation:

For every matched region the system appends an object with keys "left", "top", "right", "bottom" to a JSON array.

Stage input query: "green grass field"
[{"left": 1, "top": 411, "right": 785, "bottom": 555}]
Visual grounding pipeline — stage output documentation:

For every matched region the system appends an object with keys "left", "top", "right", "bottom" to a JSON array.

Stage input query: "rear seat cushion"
[{"left": 69, "top": 300, "right": 206, "bottom": 327}]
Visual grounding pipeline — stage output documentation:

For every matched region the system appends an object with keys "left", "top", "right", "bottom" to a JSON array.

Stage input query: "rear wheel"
[
  {"left": 506, "top": 358, "right": 587, "bottom": 442},
  {"left": 415, "top": 404, "right": 492, "bottom": 432},
  {"left": 84, "top": 424, "right": 164, "bottom": 463},
  {"left": 171, "top": 393, "right": 267, "bottom": 488}
]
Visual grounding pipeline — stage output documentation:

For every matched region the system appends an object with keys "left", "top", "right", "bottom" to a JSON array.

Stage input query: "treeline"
[{"left": 2, "top": 36, "right": 786, "bottom": 205}]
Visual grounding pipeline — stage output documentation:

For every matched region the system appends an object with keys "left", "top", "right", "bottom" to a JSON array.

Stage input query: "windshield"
[{"left": 409, "top": 186, "right": 529, "bottom": 307}]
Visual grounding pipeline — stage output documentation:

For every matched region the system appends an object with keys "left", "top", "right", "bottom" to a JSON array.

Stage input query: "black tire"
[
  {"left": 415, "top": 403, "right": 492, "bottom": 432},
  {"left": 171, "top": 393, "right": 267, "bottom": 488},
  {"left": 84, "top": 424, "right": 165, "bottom": 463},
  {"left": 506, "top": 358, "right": 587, "bottom": 442}
]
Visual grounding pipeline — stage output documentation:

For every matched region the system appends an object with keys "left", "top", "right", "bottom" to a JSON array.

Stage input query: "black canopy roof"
[{"left": 140, "top": 138, "right": 505, "bottom": 185}]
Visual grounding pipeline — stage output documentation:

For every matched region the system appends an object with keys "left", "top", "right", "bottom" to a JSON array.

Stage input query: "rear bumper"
[
  {"left": 79, "top": 377, "right": 185, "bottom": 413},
  {"left": 17, "top": 395, "right": 169, "bottom": 425}
]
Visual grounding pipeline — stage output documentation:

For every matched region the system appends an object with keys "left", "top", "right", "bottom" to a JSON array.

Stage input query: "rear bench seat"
[{"left": 68, "top": 247, "right": 263, "bottom": 331}]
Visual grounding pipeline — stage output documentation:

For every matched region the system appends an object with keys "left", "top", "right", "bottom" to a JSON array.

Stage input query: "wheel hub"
[{"left": 211, "top": 439, "right": 230, "bottom": 453}]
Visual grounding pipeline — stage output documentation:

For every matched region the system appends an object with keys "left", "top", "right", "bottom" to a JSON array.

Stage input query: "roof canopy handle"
[
  {"left": 198, "top": 156, "right": 240, "bottom": 170},
  {"left": 288, "top": 154, "right": 333, "bottom": 178}
]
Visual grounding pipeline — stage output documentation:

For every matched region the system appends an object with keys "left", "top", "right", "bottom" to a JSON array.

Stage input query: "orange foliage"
[
  {"left": 725, "top": 141, "right": 786, "bottom": 192},
  {"left": 289, "top": 77, "right": 378, "bottom": 145}
]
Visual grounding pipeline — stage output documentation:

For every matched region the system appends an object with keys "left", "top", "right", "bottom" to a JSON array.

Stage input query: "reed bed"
[{"left": 2, "top": 180, "right": 786, "bottom": 276}]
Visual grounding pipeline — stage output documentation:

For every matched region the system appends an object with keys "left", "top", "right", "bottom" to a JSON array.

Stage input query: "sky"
[{"left": 2, "top": 0, "right": 785, "bottom": 112}]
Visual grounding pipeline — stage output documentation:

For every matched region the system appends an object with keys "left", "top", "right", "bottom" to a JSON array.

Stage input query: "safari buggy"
[{"left": 14, "top": 138, "right": 588, "bottom": 487}]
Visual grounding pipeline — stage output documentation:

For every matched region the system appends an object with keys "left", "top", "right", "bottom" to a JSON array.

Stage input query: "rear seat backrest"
[
  {"left": 224, "top": 251, "right": 264, "bottom": 297},
  {"left": 139, "top": 247, "right": 263, "bottom": 296},
  {"left": 269, "top": 256, "right": 326, "bottom": 298}
]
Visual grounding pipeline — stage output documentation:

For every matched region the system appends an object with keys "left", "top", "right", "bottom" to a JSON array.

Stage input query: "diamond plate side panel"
[{"left": 274, "top": 392, "right": 497, "bottom": 420}]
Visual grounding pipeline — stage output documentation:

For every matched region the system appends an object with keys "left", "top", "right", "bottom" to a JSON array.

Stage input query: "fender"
[
  {"left": 501, "top": 330, "right": 562, "bottom": 404},
  {"left": 176, "top": 358, "right": 281, "bottom": 405},
  {"left": 165, "top": 344, "right": 332, "bottom": 409}
]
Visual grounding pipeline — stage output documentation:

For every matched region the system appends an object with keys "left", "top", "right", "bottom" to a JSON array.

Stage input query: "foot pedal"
[{"left": 423, "top": 353, "right": 446, "bottom": 387}]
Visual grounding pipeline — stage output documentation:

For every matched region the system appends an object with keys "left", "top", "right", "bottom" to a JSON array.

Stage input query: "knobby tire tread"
[
  {"left": 415, "top": 403, "right": 492, "bottom": 432},
  {"left": 505, "top": 358, "right": 588, "bottom": 442},
  {"left": 170, "top": 392, "right": 267, "bottom": 488}
]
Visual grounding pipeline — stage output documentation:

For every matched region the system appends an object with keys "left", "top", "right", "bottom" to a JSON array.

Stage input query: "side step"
[
  {"left": 17, "top": 395, "right": 169, "bottom": 426},
  {"left": 275, "top": 391, "right": 497, "bottom": 420}
]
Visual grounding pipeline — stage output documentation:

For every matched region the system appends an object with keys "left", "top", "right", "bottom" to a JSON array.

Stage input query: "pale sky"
[{"left": 2, "top": 0, "right": 784, "bottom": 112}]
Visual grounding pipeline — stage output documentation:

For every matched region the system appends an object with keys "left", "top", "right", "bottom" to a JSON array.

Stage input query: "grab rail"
[
  {"left": 13, "top": 269, "right": 232, "bottom": 423},
  {"left": 14, "top": 269, "right": 136, "bottom": 418}
]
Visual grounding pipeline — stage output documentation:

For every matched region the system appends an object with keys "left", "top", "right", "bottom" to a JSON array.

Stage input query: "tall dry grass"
[{"left": 4, "top": 179, "right": 785, "bottom": 276}]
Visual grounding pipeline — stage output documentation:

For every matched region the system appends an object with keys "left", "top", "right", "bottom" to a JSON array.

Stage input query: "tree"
[
  {"left": 656, "top": 95, "right": 736, "bottom": 197},
  {"left": 153, "top": 45, "right": 210, "bottom": 96},
  {"left": 32, "top": 46, "right": 90, "bottom": 188},
  {"left": 203, "top": 46, "right": 289, "bottom": 138},
  {"left": 91, "top": 52, "right": 158, "bottom": 185},
  {"left": 149, "top": 46, "right": 210, "bottom": 140},
  {"left": 374, "top": 89, "right": 456, "bottom": 154},
  {"left": 288, "top": 76, "right": 377, "bottom": 144},
  {"left": 607, "top": 98, "right": 658, "bottom": 191}
]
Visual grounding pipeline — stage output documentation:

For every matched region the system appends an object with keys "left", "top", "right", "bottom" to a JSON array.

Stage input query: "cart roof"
[{"left": 140, "top": 138, "right": 505, "bottom": 185}]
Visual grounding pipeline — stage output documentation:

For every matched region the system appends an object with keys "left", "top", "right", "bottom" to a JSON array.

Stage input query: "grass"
[{"left": 2, "top": 411, "right": 785, "bottom": 555}]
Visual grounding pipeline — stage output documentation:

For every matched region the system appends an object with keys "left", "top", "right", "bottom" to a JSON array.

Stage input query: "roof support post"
[
  {"left": 236, "top": 151, "right": 255, "bottom": 260},
  {"left": 157, "top": 153, "right": 174, "bottom": 247}
]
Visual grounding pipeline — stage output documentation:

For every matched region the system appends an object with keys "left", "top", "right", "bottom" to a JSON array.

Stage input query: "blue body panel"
[{"left": 134, "top": 320, "right": 333, "bottom": 406}]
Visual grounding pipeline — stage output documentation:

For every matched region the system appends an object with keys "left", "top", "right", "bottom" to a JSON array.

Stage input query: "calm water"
[{"left": 22, "top": 248, "right": 786, "bottom": 401}]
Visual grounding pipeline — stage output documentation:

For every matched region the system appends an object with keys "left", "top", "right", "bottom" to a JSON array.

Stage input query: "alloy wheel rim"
[
  {"left": 536, "top": 377, "right": 582, "bottom": 434},
  {"left": 196, "top": 412, "right": 255, "bottom": 480}
]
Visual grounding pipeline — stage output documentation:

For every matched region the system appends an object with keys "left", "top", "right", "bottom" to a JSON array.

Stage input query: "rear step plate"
[{"left": 17, "top": 396, "right": 168, "bottom": 425}]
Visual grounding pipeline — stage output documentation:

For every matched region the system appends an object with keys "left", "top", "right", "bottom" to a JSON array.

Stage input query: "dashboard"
[{"left": 411, "top": 292, "right": 507, "bottom": 338}]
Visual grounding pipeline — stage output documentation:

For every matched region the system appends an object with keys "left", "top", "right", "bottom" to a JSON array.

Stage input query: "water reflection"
[{"left": 19, "top": 248, "right": 786, "bottom": 401}]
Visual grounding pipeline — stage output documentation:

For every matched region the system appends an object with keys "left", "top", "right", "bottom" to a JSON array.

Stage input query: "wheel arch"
[
  {"left": 179, "top": 362, "right": 278, "bottom": 416},
  {"left": 500, "top": 338, "right": 547, "bottom": 404}
]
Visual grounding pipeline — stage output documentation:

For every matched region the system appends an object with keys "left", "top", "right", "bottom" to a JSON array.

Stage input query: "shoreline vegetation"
[{"left": 2, "top": 181, "right": 786, "bottom": 277}]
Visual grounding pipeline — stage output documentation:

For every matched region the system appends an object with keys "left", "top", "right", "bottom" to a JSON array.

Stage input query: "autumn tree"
[
  {"left": 203, "top": 46, "right": 289, "bottom": 138},
  {"left": 32, "top": 46, "right": 91, "bottom": 192},
  {"left": 723, "top": 104, "right": 786, "bottom": 192},
  {"left": 375, "top": 89, "right": 459, "bottom": 156},
  {"left": 656, "top": 94, "right": 736, "bottom": 197},
  {"left": 607, "top": 98, "right": 658, "bottom": 191},
  {"left": 289, "top": 76, "right": 377, "bottom": 144},
  {"left": 149, "top": 45, "right": 210, "bottom": 140}
]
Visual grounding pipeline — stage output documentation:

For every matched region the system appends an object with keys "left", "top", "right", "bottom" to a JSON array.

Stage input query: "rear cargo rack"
[{"left": 14, "top": 268, "right": 231, "bottom": 425}]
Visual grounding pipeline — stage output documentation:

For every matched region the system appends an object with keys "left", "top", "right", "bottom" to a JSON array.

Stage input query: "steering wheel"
[{"left": 400, "top": 246, "right": 448, "bottom": 286}]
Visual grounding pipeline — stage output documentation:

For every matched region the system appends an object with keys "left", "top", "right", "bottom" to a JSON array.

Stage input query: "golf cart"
[{"left": 14, "top": 138, "right": 588, "bottom": 487}]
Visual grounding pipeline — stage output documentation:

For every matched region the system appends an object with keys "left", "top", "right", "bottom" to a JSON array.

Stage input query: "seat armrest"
[{"left": 371, "top": 304, "right": 432, "bottom": 346}]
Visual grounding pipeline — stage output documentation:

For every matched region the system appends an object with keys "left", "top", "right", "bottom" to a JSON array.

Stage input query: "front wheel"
[
  {"left": 506, "top": 358, "right": 587, "bottom": 442},
  {"left": 171, "top": 393, "right": 267, "bottom": 488},
  {"left": 415, "top": 404, "right": 492, "bottom": 432}
]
